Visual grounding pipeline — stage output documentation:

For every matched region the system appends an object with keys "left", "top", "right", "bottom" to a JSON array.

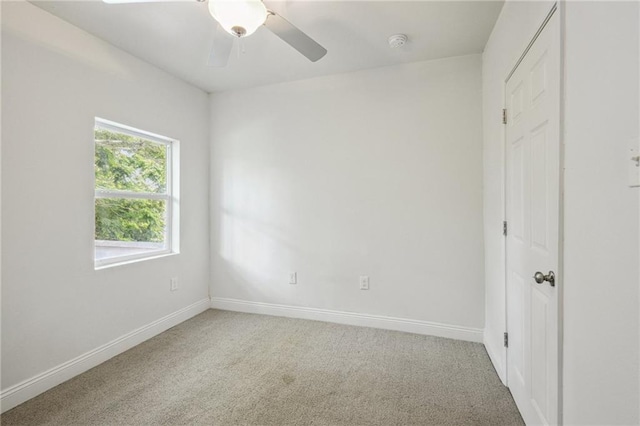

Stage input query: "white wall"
[
  {"left": 483, "top": 1, "right": 640, "bottom": 423},
  {"left": 209, "top": 55, "right": 485, "bottom": 334},
  {"left": 1, "top": 0, "right": 210, "bottom": 402},
  {"left": 563, "top": 2, "right": 639, "bottom": 424},
  {"left": 481, "top": 0, "right": 556, "bottom": 383}
]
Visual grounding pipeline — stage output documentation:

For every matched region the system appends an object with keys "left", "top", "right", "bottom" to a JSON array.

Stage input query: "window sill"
[{"left": 94, "top": 251, "right": 178, "bottom": 270}]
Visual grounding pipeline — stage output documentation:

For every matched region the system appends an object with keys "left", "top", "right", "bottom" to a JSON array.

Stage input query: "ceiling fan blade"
[
  {"left": 263, "top": 11, "right": 327, "bottom": 62},
  {"left": 208, "top": 23, "right": 233, "bottom": 67},
  {"left": 103, "top": 0, "right": 196, "bottom": 3}
]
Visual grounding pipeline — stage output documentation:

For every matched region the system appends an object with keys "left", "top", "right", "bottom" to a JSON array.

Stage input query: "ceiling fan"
[{"left": 102, "top": 0, "right": 327, "bottom": 67}]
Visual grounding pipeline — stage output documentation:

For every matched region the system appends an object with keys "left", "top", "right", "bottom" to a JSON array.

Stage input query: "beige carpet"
[{"left": 2, "top": 310, "right": 524, "bottom": 425}]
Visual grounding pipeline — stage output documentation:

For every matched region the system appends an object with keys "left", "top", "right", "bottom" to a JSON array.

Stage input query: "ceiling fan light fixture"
[{"left": 208, "top": 0, "right": 267, "bottom": 38}]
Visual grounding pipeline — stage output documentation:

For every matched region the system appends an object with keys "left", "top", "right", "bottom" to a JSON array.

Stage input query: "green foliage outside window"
[{"left": 95, "top": 129, "right": 168, "bottom": 243}]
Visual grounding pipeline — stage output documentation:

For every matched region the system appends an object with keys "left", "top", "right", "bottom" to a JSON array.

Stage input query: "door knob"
[{"left": 533, "top": 271, "right": 555, "bottom": 287}]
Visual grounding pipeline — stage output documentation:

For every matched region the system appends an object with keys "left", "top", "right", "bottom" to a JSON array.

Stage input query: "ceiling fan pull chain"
[{"left": 237, "top": 37, "right": 245, "bottom": 57}]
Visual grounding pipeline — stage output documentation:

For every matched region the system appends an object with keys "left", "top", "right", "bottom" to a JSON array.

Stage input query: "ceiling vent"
[{"left": 388, "top": 34, "right": 408, "bottom": 49}]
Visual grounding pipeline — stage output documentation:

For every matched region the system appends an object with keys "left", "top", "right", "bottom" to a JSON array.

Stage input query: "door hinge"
[
  {"left": 502, "top": 108, "right": 507, "bottom": 124},
  {"left": 503, "top": 221, "right": 508, "bottom": 236},
  {"left": 504, "top": 332, "right": 509, "bottom": 348}
]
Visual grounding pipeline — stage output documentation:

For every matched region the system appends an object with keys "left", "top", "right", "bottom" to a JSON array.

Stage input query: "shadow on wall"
[{"left": 218, "top": 158, "right": 298, "bottom": 302}]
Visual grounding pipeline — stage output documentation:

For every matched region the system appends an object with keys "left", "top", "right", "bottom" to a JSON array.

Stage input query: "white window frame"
[{"left": 94, "top": 118, "right": 180, "bottom": 269}]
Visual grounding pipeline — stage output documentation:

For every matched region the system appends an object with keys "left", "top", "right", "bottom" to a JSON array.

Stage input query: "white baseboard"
[
  {"left": 1, "top": 298, "right": 210, "bottom": 414},
  {"left": 484, "top": 329, "right": 507, "bottom": 385},
  {"left": 210, "top": 297, "right": 483, "bottom": 343}
]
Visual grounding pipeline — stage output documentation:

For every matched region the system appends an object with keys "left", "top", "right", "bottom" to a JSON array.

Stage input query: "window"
[{"left": 94, "top": 118, "right": 179, "bottom": 268}]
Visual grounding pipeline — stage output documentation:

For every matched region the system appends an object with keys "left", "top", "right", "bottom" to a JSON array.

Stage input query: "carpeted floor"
[{"left": 2, "top": 310, "right": 524, "bottom": 425}]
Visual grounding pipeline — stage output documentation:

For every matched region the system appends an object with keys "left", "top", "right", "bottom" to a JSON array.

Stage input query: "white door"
[{"left": 505, "top": 8, "right": 560, "bottom": 426}]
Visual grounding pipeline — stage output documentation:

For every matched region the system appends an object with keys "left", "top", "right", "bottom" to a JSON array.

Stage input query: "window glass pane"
[
  {"left": 95, "top": 128, "right": 167, "bottom": 194},
  {"left": 95, "top": 198, "right": 167, "bottom": 262}
]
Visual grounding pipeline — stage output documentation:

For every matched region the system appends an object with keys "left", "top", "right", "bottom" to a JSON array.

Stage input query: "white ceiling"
[{"left": 31, "top": 0, "right": 503, "bottom": 93}]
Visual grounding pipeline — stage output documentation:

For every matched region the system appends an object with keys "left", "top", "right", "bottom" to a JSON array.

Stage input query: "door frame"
[{"left": 502, "top": 2, "right": 565, "bottom": 423}]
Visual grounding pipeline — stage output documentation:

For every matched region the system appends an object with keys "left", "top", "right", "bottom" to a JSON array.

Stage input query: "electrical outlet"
[
  {"left": 170, "top": 277, "right": 179, "bottom": 292},
  {"left": 289, "top": 272, "right": 297, "bottom": 285},
  {"left": 359, "top": 276, "right": 370, "bottom": 290}
]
